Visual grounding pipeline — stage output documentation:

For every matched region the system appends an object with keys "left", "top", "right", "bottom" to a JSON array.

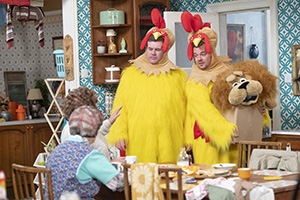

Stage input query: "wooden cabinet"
[
  {"left": 133, "top": 0, "right": 169, "bottom": 57},
  {"left": 271, "top": 133, "right": 300, "bottom": 151},
  {"left": 90, "top": 0, "right": 134, "bottom": 85},
  {"left": 0, "top": 122, "right": 55, "bottom": 187},
  {"left": 90, "top": 0, "right": 169, "bottom": 84}
]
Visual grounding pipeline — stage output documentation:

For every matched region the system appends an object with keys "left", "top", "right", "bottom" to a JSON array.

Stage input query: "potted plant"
[
  {"left": 97, "top": 39, "right": 106, "bottom": 54},
  {"left": 34, "top": 79, "right": 49, "bottom": 109}
]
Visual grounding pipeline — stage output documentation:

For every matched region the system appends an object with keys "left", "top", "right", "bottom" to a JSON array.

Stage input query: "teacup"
[
  {"left": 111, "top": 162, "right": 123, "bottom": 172},
  {"left": 125, "top": 156, "right": 137, "bottom": 164},
  {"left": 238, "top": 168, "right": 251, "bottom": 180}
]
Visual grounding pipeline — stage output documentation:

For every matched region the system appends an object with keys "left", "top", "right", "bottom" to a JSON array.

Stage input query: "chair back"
[
  {"left": 238, "top": 141, "right": 283, "bottom": 168},
  {"left": 159, "top": 167, "right": 183, "bottom": 200},
  {"left": 12, "top": 163, "right": 53, "bottom": 200},
  {"left": 124, "top": 164, "right": 183, "bottom": 200}
]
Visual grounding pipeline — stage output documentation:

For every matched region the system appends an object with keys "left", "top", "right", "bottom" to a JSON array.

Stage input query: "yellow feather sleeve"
[
  {"left": 263, "top": 109, "right": 271, "bottom": 128},
  {"left": 185, "top": 80, "right": 237, "bottom": 151}
]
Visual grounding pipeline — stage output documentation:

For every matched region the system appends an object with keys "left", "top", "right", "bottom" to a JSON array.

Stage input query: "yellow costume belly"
[
  {"left": 108, "top": 66, "right": 187, "bottom": 163},
  {"left": 185, "top": 80, "right": 237, "bottom": 165}
]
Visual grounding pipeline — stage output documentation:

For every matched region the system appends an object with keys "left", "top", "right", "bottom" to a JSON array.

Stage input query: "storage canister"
[{"left": 100, "top": 8, "right": 125, "bottom": 25}]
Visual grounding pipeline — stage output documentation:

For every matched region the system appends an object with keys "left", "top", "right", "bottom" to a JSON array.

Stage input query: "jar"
[{"left": 16, "top": 105, "right": 26, "bottom": 120}]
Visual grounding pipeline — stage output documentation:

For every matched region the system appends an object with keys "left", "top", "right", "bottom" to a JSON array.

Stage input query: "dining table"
[{"left": 162, "top": 164, "right": 300, "bottom": 200}]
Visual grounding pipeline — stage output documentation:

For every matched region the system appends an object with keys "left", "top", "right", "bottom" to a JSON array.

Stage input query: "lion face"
[
  {"left": 210, "top": 60, "right": 278, "bottom": 115},
  {"left": 226, "top": 71, "right": 263, "bottom": 106}
]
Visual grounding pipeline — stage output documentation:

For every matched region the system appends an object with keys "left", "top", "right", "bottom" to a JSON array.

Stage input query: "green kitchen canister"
[{"left": 100, "top": 8, "right": 125, "bottom": 25}]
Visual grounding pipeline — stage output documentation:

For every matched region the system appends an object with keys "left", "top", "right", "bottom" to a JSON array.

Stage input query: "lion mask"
[{"left": 211, "top": 60, "right": 278, "bottom": 115}]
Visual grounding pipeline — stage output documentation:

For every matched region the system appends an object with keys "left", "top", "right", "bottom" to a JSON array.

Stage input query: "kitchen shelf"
[
  {"left": 90, "top": 0, "right": 134, "bottom": 85},
  {"left": 94, "top": 53, "right": 132, "bottom": 57},
  {"left": 92, "top": 24, "right": 132, "bottom": 29}
]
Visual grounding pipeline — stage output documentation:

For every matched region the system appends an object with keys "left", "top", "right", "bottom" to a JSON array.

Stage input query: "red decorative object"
[
  {"left": 181, "top": 11, "right": 212, "bottom": 61},
  {"left": 140, "top": 8, "right": 169, "bottom": 52},
  {"left": 194, "top": 121, "right": 210, "bottom": 142},
  {"left": 0, "top": 0, "right": 30, "bottom": 6}
]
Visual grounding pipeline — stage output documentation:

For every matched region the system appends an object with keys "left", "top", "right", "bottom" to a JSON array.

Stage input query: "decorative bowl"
[{"left": 212, "top": 163, "right": 236, "bottom": 171}]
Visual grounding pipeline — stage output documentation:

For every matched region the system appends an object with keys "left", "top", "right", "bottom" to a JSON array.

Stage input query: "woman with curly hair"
[{"left": 61, "top": 86, "right": 123, "bottom": 162}]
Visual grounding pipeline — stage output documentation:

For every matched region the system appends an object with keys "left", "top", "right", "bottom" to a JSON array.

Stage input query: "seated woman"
[
  {"left": 45, "top": 105, "right": 124, "bottom": 199},
  {"left": 61, "top": 86, "right": 123, "bottom": 162}
]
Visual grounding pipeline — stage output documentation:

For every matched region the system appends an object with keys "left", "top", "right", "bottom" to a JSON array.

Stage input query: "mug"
[
  {"left": 111, "top": 162, "right": 124, "bottom": 172},
  {"left": 125, "top": 156, "right": 137, "bottom": 164},
  {"left": 97, "top": 46, "right": 105, "bottom": 54},
  {"left": 238, "top": 168, "right": 252, "bottom": 180}
]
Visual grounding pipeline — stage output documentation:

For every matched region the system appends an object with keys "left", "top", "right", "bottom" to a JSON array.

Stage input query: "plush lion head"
[{"left": 211, "top": 60, "right": 278, "bottom": 114}]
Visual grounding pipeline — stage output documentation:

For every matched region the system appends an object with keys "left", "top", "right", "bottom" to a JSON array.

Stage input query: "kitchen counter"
[{"left": 0, "top": 117, "right": 61, "bottom": 126}]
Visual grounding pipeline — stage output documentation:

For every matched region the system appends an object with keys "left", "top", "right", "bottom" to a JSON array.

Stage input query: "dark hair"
[
  {"left": 63, "top": 87, "right": 98, "bottom": 120},
  {"left": 192, "top": 39, "right": 205, "bottom": 48},
  {"left": 147, "top": 34, "right": 164, "bottom": 42}
]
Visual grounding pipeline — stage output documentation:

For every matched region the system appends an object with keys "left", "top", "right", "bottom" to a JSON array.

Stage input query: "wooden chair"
[
  {"left": 238, "top": 141, "right": 283, "bottom": 168},
  {"left": 159, "top": 167, "right": 183, "bottom": 200},
  {"left": 123, "top": 164, "right": 183, "bottom": 200},
  {"left": 12, "top": 163, "right": 54, "bottom": 200}
]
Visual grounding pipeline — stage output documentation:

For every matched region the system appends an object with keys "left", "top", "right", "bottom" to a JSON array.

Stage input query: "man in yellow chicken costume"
[
  {"left": 181, "top": 12, "right": 238, "bottom": 165},
  {"left": 108, "top": 9, "right": 187, "bottom": 163}
]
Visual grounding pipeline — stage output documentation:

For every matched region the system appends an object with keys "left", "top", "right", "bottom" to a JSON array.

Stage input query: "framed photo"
[
  {"left": 227, "top": 24, "right": 245, "bottom": 63},
  {"left": 52, "top": 36, "right": 63, "bottom": 67},
  {"left": 291, "top": 44, "right": 300, "bottom": 95}
]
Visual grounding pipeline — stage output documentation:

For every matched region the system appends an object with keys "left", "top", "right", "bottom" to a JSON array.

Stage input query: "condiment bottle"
[
  {"left": 286, "top": 143, "right": 291, "bottom": 151},
  {"left": 177, "top": 147, "right": 189, "bottom": 166},
  {"left": 0, "top": 171, "right": 6, "bottom": 200},
  {"left": 16, "top": 105, "right": 26, "bottom": 120}
]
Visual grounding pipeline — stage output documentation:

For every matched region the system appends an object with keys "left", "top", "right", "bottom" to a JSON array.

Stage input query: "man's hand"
[
  {"left": 231, "top": 127, "right": 239, "bottom": 144},
  {"left": 261, "top": 106, "right": 266, "bottom": 116},
  {"left": 109, "top": 106, "right": 123, "bottom": 125},
  {"left": 185, "top": 144, "right": 192, "bottom": 152},
  {"left": 116, "top": 139, "right": 126, "bottom": 151}
]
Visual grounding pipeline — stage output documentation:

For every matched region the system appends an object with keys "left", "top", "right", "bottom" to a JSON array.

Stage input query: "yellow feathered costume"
[
  {"left": 108, "top": 19, "right": 187, "bottom": 163},
  {"left": 184, "top": 26, "right": 238, "bottom": 165}
]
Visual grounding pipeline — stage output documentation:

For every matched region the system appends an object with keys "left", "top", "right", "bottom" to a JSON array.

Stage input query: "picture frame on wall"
[
  {"left": 291, "top": 44, "right": 300, "bottom": 95},
  {"left": 227, "top": 24, "right": 245, "bottom": 63},
  {"left": 52, "top": 36, "right": 63, "bottom": 67}
]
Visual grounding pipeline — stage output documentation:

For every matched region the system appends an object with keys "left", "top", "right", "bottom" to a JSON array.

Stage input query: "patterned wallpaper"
[
  {"left": 77, "top": 0, "right": 300, "bottom": 130},
  {"left": 77, "top": 0, "right": 117, "bottom": 119},
  {"left": 0, "top": 13, "right": 63, "bottom": 95},
  {"left": 278, "top": 0, "right": 300, "bottom": 129}
]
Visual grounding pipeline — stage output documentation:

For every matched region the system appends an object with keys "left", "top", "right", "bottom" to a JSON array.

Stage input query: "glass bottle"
[{"left": 177, "top": 147, "right": 189, "bottom": 166}]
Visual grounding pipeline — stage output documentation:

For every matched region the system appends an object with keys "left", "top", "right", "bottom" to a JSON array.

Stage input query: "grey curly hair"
[{"left": 63, "top": 87, "right": 98, "bottom": 120}]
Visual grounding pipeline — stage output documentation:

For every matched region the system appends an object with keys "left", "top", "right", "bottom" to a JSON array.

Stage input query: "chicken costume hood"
[
  {"left": 130, "top": 8, "right": 180, "bottom": 77},
  {"left": 181, "top": 11, "right": 231, "bottom": 86}
]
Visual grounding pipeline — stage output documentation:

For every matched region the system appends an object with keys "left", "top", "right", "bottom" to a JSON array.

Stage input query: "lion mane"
[{"left": 211, "top": 60, "right": 278, "bottom": 114}]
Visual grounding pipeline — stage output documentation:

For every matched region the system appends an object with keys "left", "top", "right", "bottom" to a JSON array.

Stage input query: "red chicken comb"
[
  {"left": 191, "top": 14, "right": 203, "bottom": 32},
  {"left": 181, "top": 11, "right": 193, "bottom": 33},
  {"left": 151, "top": 8, "right": 165, "bottom": 29},
  {"left": 181, "top": 12, "right": 210, "bottom": 32},
  {"left": 140, "top": 9, "right": 169, "bottom": 52}
]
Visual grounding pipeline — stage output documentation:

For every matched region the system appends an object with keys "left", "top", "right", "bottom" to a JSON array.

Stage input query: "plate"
[
  {"left": 194, "top": 169, "right": 231, "bottom": 178},
  {"left": 213, "top": 169, "right": 229, "bottom": 175}
]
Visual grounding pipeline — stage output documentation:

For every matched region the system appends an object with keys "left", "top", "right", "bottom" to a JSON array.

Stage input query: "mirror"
[{"left": 292, "top": 44, "right": 300, "bottom": 95}]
